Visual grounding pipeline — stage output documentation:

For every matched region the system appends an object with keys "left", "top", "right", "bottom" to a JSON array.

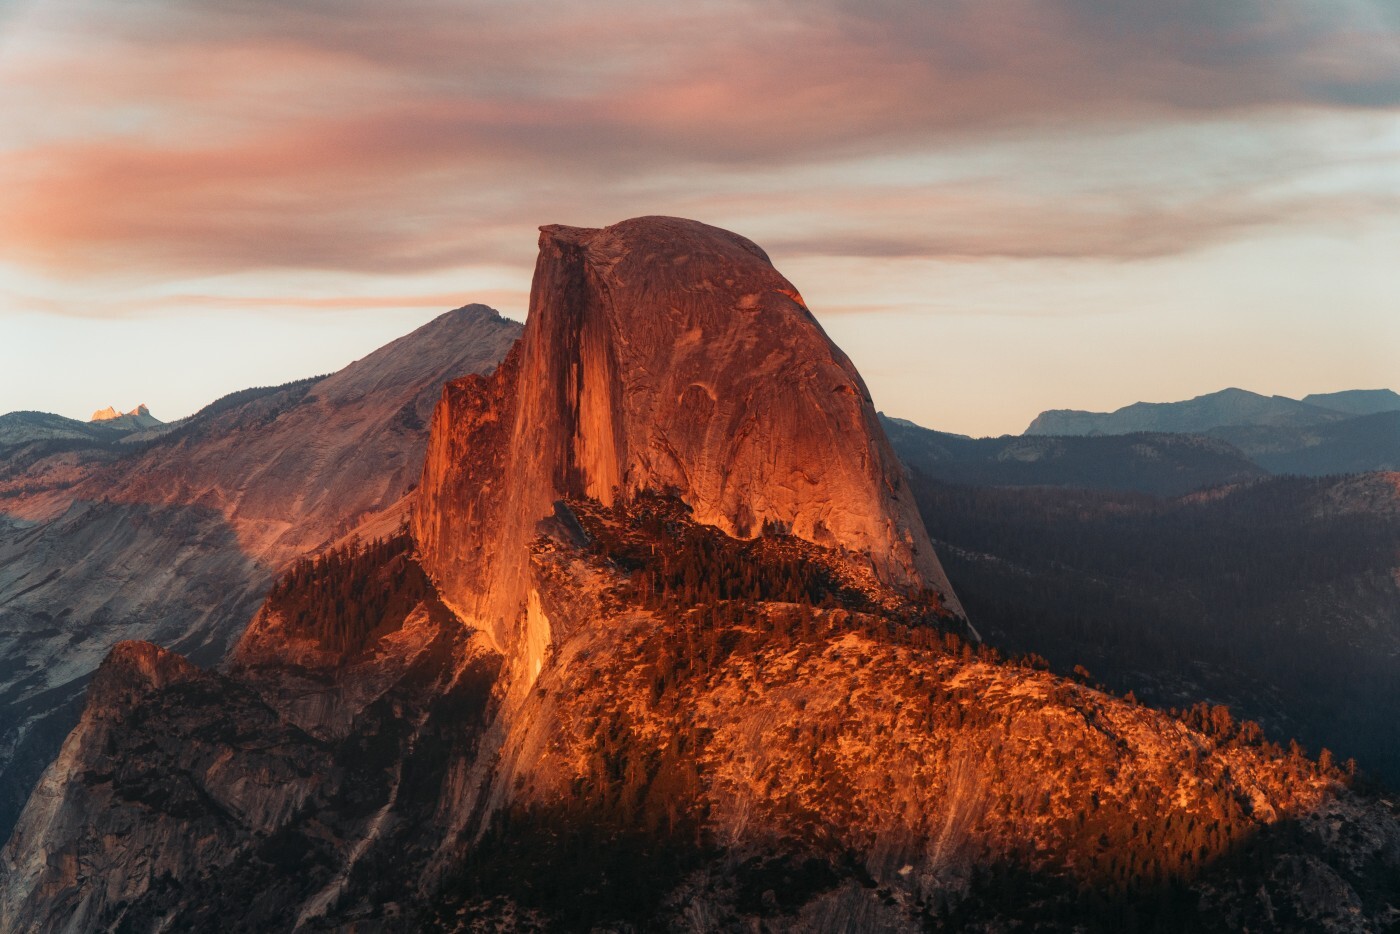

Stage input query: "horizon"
[
  {"left": 4, "top": 1, "right": 1400, "bottom": 436},
  {"left": 6, "top": 298, "right": 1393, "bottom": 438}
]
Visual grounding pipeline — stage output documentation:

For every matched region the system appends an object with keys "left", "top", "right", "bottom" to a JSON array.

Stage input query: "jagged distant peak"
[{"left": 89, "top": 403, "right": 153, "bottom": 423}]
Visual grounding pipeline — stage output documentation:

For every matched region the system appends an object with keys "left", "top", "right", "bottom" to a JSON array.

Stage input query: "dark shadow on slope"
[
  {"left": 933, "top": 805, "right": 1400, "bottom": 933},
  {"left": 906, "top": 472, "right": 1400, "bottom": 790},
  {"left": 91, "top": 548, "right": 502, "bottom": 933},
  {"left": 426, "top": 778, "right": 1398, "bottom": 931},
  {"left": 0, "top": 501, "right": 268, "bottom": 845},
  {"left": 435, "top": 798, "right": 712, "bottom": 930},
  {"left": 105, "top": 655, "right": 504, "bottom": 929},
  {"left": 103, "top": 645, "right": 503, "bottom": 934}
]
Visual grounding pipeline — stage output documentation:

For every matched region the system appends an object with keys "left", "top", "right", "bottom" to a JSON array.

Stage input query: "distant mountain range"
[
  {"left": 1025, "top": 387, "right": 1400, "bottom": 437},
  {"left": 889, "top": 387, "right": 1400, "bottom": 490},
  {"left": 0, "top": 405, "right": 165, "bottom": 452},
  {"left": 882, "top": 417, "right": 1265, "bottom": 497},
  {"left": 1022, "top": 387, "right": 1400, "bottom": 478}
]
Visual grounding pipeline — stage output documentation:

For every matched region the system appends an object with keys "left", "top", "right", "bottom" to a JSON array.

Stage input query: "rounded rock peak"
[{"left": 539, "top": 216, "right": 772, "bottom": 266}]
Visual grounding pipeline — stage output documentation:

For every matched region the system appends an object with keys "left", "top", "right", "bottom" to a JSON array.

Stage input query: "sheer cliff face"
[{"left": 415, "top": 217, "right": 959, "bottom": 647}]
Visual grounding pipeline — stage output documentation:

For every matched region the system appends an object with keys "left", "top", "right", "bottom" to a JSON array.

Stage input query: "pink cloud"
[{"left": 1, "top": 0, "right": 1397, "bottom": 283}]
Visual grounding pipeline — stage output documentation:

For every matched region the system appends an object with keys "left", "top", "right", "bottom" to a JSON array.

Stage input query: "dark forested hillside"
[
  {"left": 265, "top": 529, "right": 442, "bottom": 656},
  {"left": 908, "top": 472, "right": 1400, "bottom": 788},
  {"left": 1011, "top": 387, "right": 1400, "bottom": 477},
  {"left": 1211, "top": 410, "right": 1400, "bottom": 475},
  {"left": 883, "top": 416, "right": 1265, "bottom": 496}
]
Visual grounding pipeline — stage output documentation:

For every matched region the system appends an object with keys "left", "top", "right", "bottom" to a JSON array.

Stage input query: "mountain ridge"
[
  {"left": 1018, "top": 386, "right": 1399, "bottom": 477},
  {"left": 0, "top": 304, "right": 520, "bottom": 842},
  {"left": 1024, "top": 386, "right": 1365, "bottom": 436},
  {"left": 1303, "top": 388, "right": 1400, "bottom": 416},
  {"left": 883, "top": 415, "right": 1266, "bottom": 496}
]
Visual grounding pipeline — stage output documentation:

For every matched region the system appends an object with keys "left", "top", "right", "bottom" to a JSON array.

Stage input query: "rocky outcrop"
[
  {"left": 0, "top": 581, "right": 500, "bottom": 934},
  {"left": 0, "top": 642, "right": 328, "bottom": 934},
  {"left": 416, "top": 217, "right": 960, "bottom": 649},
  {"left": 89, "top": 404, "right": 160, "bottom": 430}
]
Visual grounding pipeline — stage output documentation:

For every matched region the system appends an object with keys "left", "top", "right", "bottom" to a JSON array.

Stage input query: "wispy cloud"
[{"left": 1, "top": 0, "right": 1398, "bottom": 293}]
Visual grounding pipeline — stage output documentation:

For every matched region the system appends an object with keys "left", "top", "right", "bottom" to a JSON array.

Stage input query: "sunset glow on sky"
[{"left": 3, "top": 0, "right": 1399, "bottom": 436}]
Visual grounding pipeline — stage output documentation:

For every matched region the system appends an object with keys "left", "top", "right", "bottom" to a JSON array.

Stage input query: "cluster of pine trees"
[
  {"left": 576, "top": 490, "right": 954, "bottom": 628},
  {"left": 578, "top": 490, "right": 863, "bottom": 614},
  {"left": 265, "top": 529, "right": 434, "bottom": 655},
  {"left": 572, "top": 491, "right": 1007, "bottom": 696}
]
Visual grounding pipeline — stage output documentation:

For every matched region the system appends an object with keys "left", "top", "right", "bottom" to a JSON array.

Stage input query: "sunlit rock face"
[
  {"left": 89, "top": 404, "right": 159, "bottom": 429},
  {"left": 415, "top": 216, "right": 961, "bottom": 648}
]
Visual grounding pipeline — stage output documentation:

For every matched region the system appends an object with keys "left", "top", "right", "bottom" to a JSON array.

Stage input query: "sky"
[{"left": 2, "top": 0, "right": 1399, "bottom": 436}]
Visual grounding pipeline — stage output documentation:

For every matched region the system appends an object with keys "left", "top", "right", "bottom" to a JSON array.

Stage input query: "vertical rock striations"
[{"left": 415, "top": 217, "right": 961, "bottom": 649}]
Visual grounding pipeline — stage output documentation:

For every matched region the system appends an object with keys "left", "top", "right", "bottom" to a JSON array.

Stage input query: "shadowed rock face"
[
  {"left": 416, "top": 217, "right": 960, "bottom": 648},
  {"left": 0, "top": 642, "right": 332, "bottom": 934}
]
